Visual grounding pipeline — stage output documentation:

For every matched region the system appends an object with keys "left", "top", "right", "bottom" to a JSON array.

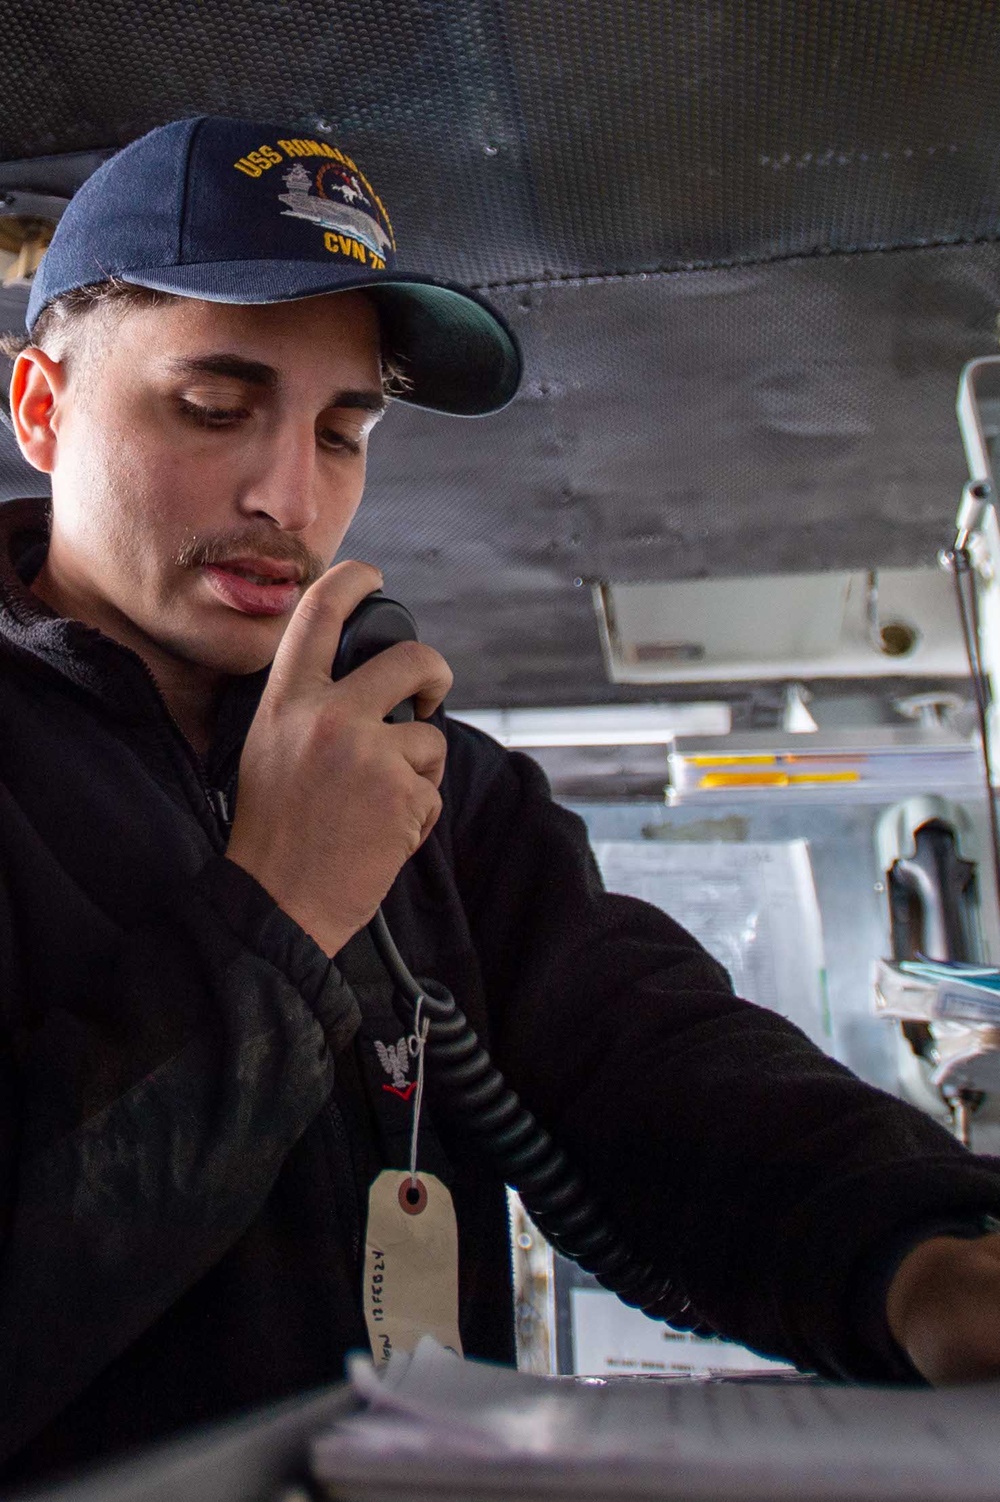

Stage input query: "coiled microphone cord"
[
  {"left": 368, "top": 907, "right": 708, "bottom": 1329},
  {"left": 333, "top": 594, "right": 708, "bottom": 1329}
]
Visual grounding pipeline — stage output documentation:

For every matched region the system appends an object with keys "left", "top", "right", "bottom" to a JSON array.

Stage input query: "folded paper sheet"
[{"left": 311, "top": 1338, "right": 1000, "bottom": 1502}]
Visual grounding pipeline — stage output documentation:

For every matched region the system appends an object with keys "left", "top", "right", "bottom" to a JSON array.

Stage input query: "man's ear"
[{"left": 10, "top": 347, "right": 67, "bottom": 474}]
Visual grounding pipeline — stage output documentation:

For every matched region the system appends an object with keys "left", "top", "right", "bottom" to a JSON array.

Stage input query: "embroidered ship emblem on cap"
[
  {"left": 374, "top": 1037, "right": 416, "bottom": 1102},
  {"left": 278, "top": 162, "right": 392, "bottom": 264}
]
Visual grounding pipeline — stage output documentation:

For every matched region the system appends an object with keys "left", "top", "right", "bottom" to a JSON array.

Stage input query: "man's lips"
[{"left": 201, "top": 558, "right": 302, "bottom": 617}]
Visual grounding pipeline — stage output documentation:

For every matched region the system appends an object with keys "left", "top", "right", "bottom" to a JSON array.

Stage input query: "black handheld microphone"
[{"left": 330, "top": 589, "right": 419, "bottom": 724}]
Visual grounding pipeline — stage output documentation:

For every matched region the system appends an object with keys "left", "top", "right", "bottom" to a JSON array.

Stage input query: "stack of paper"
[
  {"left": 311, "top": 1338, "right": 1000, "bottom": 1502},
  {"left": 874, "top": 958, "right": 1000, "bottom": 1027},
  {"left": 874, "top": 958, "right": 1000, "bottom": 1092}
]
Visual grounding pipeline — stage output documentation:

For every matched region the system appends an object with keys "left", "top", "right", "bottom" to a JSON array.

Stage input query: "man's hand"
[
  {"left": 226, "top": 560, "right": 453, "bottom": 957},
  {"left": 886, "top": 1231, "right": 1000, "bottom": 1383}
]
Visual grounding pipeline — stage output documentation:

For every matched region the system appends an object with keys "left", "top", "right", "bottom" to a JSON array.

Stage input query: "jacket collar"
[{"left": 0, "top": 496, "right": 266, "bottom": 763}]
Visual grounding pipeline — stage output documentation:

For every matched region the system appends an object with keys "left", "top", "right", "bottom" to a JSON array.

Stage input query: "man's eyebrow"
[
  {"left": 334, "top": 390, "right": 387, "bottom": 418},
  {"left": 167, "top": 354, "right": 279, "bottom": 389},
  {"left": 166, "top": 355, "right": 386, "bottom": 415}
]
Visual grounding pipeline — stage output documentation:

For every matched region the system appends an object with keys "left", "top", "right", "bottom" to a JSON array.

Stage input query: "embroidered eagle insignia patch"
[{"left": 374, "top": 1037, "right": 416, "bottom": 1101}]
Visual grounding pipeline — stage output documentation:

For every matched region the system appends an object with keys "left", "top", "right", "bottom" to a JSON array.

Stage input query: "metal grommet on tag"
[{"left": 399, "top": 1177, "right": 428, "bottom": 1215}]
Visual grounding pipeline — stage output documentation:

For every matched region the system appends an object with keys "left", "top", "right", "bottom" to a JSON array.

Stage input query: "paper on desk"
[{"left": 311, "top": 1337, "right": 1000, "bottom": 1501}]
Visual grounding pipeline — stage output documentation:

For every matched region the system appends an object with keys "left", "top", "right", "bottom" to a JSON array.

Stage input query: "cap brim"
[{"left": 120, "top": 261, "right": 521, "bottom": 416}]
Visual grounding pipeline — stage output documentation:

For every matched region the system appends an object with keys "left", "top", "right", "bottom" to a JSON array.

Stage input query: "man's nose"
[{"left": 238, "top": 424, "right": 320, "bottom": 532}]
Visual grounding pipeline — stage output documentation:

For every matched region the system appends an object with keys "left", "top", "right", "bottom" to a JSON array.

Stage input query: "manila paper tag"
[{"left": 364, "top": 1169, "right": 463, "bottom": 1367}]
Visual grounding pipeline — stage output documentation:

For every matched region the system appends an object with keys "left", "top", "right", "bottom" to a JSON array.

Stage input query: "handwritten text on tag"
[{"left": 364, "top": 1169, "right": 463, "bottom": 1366}]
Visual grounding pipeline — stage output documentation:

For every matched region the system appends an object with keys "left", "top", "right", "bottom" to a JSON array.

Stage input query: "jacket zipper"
[
  {"left": 206, "top": 786, "right": 232, "bottom": 833},
  {"left": 121, "top": 653, "right": 234, "bottom": 850}
]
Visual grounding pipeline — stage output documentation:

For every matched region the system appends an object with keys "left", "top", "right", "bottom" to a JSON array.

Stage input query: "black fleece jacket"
[{"left": 1, "top": 497, "right": 1000, "bottom": 1484}]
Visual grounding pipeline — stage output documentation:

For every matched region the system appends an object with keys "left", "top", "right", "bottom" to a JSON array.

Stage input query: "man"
[{"left": 1, "top": 114, "right": 1000, "bottom": 1482}]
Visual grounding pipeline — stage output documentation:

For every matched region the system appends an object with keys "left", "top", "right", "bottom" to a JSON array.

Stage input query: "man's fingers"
[
  {"left": 267, "top": 563, "right": 453, "bottom": 720},
  {"left": 334, "top": 639, "right": 454, "bottom": 722},
  {"left": 409, "top": 773, "right": 443, "bottom": 843},
  {"left": 392, "top": 720, "right": 449, "bottom": 787},
  {"left": 889, "top": 1233, "right": 1000, "bottom": 1384},
  {"left": 235, "top": 562, "right": 450, "bottom": 958},
  {"left": 269, "top": 559, "right": 383, "bottom": 691}
]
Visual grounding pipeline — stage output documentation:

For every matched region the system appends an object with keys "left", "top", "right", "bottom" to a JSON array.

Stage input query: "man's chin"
[
  {"left": 192, "top": 641, "right": 283, "bottom": 678},
  {"left": 156, "top": 618, "right": 288, "bottom": 679}
]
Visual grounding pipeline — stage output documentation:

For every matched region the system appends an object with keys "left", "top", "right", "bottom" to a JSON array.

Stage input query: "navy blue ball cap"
[{"left": 26, "top": 116, "right": 521, "bottom": 417}]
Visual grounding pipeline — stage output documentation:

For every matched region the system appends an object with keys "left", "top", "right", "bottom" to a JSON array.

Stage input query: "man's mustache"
[{"left": 175, "top": 529, "right": 328, "bottom": 588}]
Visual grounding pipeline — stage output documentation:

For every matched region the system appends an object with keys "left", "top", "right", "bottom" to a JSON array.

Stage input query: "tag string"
[{"left": 408, "top": 996, "right": 430, "bottom": 1188}]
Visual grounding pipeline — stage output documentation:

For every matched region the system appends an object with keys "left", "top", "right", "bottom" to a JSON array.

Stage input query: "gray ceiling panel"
[
  {"left": 503, "top": 1, "right": 1000, "bottom": 272},
  {"left": 0, "top": 2, "right": 999, "bottom": 710},
  {"left": 348, "top": 245, "right": 1000, "bottom": 701}
]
